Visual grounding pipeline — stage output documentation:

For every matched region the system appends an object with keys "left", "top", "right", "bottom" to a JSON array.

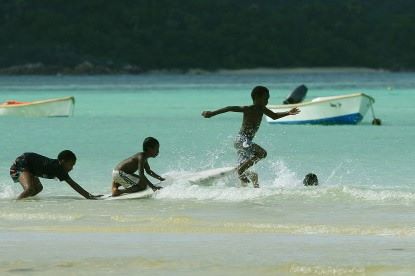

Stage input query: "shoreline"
[{"left": 0, "top": 63, "right": 405, "bottom": 76}]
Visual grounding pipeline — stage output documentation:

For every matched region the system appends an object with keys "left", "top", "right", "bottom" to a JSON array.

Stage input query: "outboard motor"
[{"left": 283, "top": 84, "right": 308, "bottom": 104}]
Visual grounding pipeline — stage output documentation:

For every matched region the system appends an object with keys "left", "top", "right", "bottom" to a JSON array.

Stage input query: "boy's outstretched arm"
[
  {"left": 263, "top": 107, "right": 300, "bottom": 120},
  {"left": 65, "top": 177, "right": 102, "bottom": 199},
  {"left": 202, "top": 106, "right": 244, "bottom": 118}
]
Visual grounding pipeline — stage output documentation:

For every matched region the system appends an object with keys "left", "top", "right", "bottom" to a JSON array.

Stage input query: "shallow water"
[{"left": 1, "top": 70, "right": 414, "bottom": 274}]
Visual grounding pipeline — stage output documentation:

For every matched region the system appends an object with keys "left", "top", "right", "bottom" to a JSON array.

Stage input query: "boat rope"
[{"left": 369, "top": 98, "right": 381, "bottom": 125}]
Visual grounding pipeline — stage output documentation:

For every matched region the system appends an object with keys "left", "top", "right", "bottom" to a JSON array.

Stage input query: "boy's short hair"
[
  {"left": 58, "top": 150, "right": 77, "bottom": 162},
  {"left": 303, "top": 173, "right": 318, "bottom": 186},
  {"left": 251, "top": 86, "right": 269, "bottom": 100},
  {"left": 143, "top": 137, "right": 159, "bottom": 151}
]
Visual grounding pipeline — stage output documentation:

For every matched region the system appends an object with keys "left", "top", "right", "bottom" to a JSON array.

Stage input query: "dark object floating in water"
[
  {"left": 283, "top": 84, "right": 308, "bottom": 104},
  {"left": 303, "top": 173, "right": 318, "bottom": 186}
]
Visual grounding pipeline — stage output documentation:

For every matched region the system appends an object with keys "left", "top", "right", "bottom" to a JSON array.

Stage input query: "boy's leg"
[
  {"left": 118, "top": 177, "right": 147, "bottom": 194},
  {"left": 237, "top": 144, "right": 266, "bottom": 187},
  {"left": 17, "top": 171, "right": 43, "bottom": 199},
  {"left": 244, "top": 171, "right": 259, "bottom": 188},
  {"left": 112, "top": 171, "right": 147, "bottom": 196},
  {"left": 122, "top": 183, "right": 146, "bottom": 194},
  {"left": 112, "top": 181, "right": 122, "bottom": 196},
  {"left": 111, "top": 181, "right": 142, "bottom": 197},
  {"left": 238, "top": 157, "right": 258, "bottom": 185},
  {"left": 237, "top": 144, "right": 267, "bottom": 174}
]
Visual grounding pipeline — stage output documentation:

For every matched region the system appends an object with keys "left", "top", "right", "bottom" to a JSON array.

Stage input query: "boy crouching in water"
[
  {"left": 112, "top": 137, "right": 164, "bottom": 196},
  {"left": 202, "top": 86, "right": 300, "bottom": 188},
  {"left": 10, "top": 150, "right": 101, "bottom": 200}
]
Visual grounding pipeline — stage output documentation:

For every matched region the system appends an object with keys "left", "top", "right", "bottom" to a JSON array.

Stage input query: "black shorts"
[{"left": 10, "top": 155, "right": 27, "bottom": 183}]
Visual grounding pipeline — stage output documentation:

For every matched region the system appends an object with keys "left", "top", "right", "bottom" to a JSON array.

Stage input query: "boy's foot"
[
  {"left": 112, "top": 190, "right": 122, "bottom": 197},
  {"left": 112, "top": 185, "right": 124, "bottom": 197},
  {"left": 238, "top": 170, "right": 259, "bottom": 188},
  {"left": 239, "top": 174, "right": 250, "bottom": 187},
  {"left": 112, "top": 181, "right": 120, "bottom": 196},
  {"left": 237, "top": 165, "right": 250, "bottom": 187},
  {"left": 246, "top": 171, "right": 259, "bottom": 188}
]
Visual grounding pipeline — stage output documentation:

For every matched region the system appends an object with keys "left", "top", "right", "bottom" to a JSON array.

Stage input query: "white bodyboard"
[
  {"left": 101, "top": 167, "right": 236, "bottom": 199},
  {"left": 187, "top": 166, "right": 236, "bottom": 185},
  {"left": 101, "top": 187, "right": 154, "bottom": 200}
]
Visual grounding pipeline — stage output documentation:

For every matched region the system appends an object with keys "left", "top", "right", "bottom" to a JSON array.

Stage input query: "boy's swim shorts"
[
  {"left": 112, "top": 170, "right": 140, "bottom": 189},
  {"left": 10, "top": 155, "right": 27, "bottom": 183}
]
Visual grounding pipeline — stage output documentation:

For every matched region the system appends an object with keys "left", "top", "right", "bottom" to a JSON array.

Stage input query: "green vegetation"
[{"left": 1, "top": 0, "right": 414, "bottom": 73}]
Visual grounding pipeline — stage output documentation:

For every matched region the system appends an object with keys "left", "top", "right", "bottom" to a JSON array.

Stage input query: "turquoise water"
[{"left": 1, "top": 70, "right": 414, "bottom": 275}]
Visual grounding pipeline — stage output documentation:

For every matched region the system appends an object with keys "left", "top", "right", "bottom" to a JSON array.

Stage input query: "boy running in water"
[{"left": 202, "top": 86, "right": 300, "bottom": 187}]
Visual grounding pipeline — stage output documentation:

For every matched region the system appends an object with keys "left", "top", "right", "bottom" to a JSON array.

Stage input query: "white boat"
[
  {"left": 0, "top": 96, "right": 75, "bottom": 117},
  {"left": 266, "top": 93, "right": 375, "bottom": 125}
]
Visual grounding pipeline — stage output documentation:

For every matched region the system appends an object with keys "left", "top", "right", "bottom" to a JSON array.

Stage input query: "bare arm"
[
  {"left": 138, "top": 158, "right": 162, "bottom": 191},
  {"left": 137, "top": 155, "right": 146, "bottom": 180},
  {"left": 144, "top": 162, "right": 165, "bottom": 181},
  {"left": 202, "top": 106, "right": 244, "bottom": 118},
  {"left": 65, "top": 177, "right": 101, "bottom": 199},
  {"left": 263, "top": 107, "right": 300, "bottom": 120}
]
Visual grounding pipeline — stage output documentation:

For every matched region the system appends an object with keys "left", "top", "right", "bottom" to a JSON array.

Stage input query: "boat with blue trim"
[{"left": 266, "top": 93, "right": 376, "bottom": 125}]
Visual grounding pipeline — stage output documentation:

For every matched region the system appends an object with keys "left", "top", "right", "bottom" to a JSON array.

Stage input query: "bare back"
[
  {"left": 115, "top": 152, "right": 146, "bottom": 174},
  {"left": 240, "top": 105, "right": 264, "bottom": 138}
]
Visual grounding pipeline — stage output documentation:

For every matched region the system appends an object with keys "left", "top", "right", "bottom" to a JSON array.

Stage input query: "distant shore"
[
  {"left": 0, "top": 62, "right": 143, "bottom": 75},
  {"left": 0, "top": 62, "right": 399, "bottom": 76}
]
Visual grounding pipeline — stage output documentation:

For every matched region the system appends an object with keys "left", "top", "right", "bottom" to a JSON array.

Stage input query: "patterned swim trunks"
[
  {"left": 234, "top": 133, "right": 256, "bottom": 165},
  {"left": 10, "top": 155, "right": 27, "bottom": 183},
  {"left": 112, "top": 170, "right": 141, "bottom": 189}
]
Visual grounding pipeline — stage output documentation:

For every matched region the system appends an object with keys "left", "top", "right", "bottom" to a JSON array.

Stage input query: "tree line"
[{"left": 1, "top": 0, "right": 414, "bottom": 73}]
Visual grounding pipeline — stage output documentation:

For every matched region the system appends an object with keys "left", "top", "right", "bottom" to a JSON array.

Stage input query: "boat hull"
[
  {"left": 0, "top": 97, "right": 75, "bottom": 117},
  {"left": 266, "top": 93, "right": 374, "bottom": 125}
]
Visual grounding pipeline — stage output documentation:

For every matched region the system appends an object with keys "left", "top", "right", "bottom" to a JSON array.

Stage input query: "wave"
[
  {"left": 151, "top": 166, "right": 415, "bottom": 204},
  {"left": 0, "top": 183, "right": 17, "bottom": 199},
  {"left": 153, "top": 182, "right": 415, "bottom": 204},
  {"left": 1, "top": 165, "right": 414, "bottom": 204},
  {"left": 340, "top": 186, "right": 415, "bottom": 202},
  {"left": 1, "top": 182, "right": 414, "bottom": 204}
]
